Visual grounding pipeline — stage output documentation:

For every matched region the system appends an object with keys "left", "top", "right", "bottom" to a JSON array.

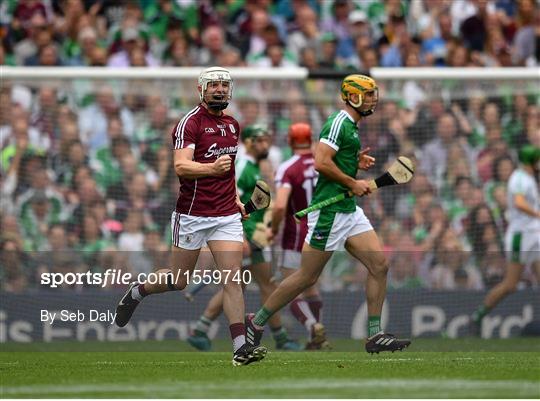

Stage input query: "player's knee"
[
  {"left": 300, "top": 272, "right": 318, "bottom": 288},
  {"left": 222, "top": 275, "right": 242, "bottom": 291},
  {"left": 370, "top": 256, "right": 389, "bottom": 278}
]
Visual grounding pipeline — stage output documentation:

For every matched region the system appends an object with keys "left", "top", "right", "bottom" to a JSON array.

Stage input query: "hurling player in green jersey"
[
  {"left": 470, "top": 145, "right": 540, "bottom": 335},
  {"left": 246, "top": 75, "right": 411, "bottom": 354}
]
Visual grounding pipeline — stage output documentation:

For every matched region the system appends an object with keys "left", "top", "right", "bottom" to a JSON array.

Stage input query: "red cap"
[{"left": 288, "top": 123, "right": 312, "bottom": 147}]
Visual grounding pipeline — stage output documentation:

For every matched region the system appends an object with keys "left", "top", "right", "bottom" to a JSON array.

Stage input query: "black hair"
[{"left": 491, "top": 155, "right": 515, "bottom": 182}]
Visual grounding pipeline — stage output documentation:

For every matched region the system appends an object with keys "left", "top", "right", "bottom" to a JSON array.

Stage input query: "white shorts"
[
  {"left": 171, "top": 212, "right": 243, "bottom": 250},
  {"left": 305, "top": 206, "right": 373, "bottom": 251},
  {"left": 281, "top": 249, "right": 302, "bottom": 269},
  {"left": 504, "top": 230, "right": 540, "bottom": 266}
]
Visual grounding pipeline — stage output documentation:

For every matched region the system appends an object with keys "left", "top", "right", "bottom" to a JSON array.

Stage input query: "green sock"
[
  {"left": 368, "top": 316, "right": 381, "bottom": 337},
  {"left": 271, "top": 326, "right": 288, "bottom": 345},
  {"left": 472, "top": 305, "right": 490, "bottom": 323},
  {"left": 253, "top": 307, "right": 273, "bottom": 327}
]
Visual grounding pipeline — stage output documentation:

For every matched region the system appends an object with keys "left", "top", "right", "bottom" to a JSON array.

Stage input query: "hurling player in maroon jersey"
[
  {"left": 187, "top": 125, "right": 301, "bottom": 352},
  {"left": 271, "top": 123, "right": 329, "bottom": 349},
  {"left": 114, "top": 66, "right": 266, "bottom": 366}
]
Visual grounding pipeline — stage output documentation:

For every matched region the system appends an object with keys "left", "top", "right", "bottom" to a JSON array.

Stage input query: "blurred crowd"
[
  {"left": 1, "top": 0, "right": 539, "bottom": 69},
  {"left": 1, "top": 0, "right": 539, "bottom": 294},
  {"left": 1, "top": 75, "right": 538, "bottom": 294}
]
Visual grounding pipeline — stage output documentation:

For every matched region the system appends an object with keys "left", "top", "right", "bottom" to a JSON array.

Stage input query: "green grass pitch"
[{"left": 1, "top": 339, "right": 539, "bottom": 398}]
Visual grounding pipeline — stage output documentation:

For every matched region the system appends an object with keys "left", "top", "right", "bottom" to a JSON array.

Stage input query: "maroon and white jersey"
[
  {"left": 172, "top": 104, "right": 240, "bottom": 217},
  {"left": 275, "top": 153, "right": 318, "bottom": 251}
]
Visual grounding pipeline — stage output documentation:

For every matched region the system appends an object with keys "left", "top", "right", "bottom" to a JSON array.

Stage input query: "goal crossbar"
[{"left": 2, "top": 66, "right": 536, "bottom": 81}]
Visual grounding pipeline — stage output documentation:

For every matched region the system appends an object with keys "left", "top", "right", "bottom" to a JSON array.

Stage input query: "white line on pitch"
[{"left": 2, "top": 378, "right": 539, "bottom": 396}]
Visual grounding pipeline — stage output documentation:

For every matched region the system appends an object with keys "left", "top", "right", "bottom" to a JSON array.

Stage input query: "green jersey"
[
  {"left": 236, "top": 155, "right": 265, "bottom": 239},
  {"left": 311, "top": 110, "right": 360, "bottom": 213}
]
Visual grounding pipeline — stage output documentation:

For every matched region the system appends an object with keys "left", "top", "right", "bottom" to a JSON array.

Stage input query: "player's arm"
[
  {"left": 271, "top": 185, "right": 291, "bottom": 236},
  {"left": 514, "top": 194, "right": 540, "bottom": 218},
  {"left": 174, "top": 148, "right": 231, "bottom": 179},
  {"left": 314, "top": 143, "right": 371, "bottom": 196}
]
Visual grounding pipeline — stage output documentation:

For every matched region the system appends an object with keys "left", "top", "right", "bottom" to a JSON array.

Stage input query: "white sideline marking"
[{"left": 2, "top": 378, "right": 539, "bottom": 396}]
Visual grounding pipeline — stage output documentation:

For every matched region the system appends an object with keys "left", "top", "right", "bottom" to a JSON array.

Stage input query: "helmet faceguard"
[
  {"left": 198, "top": 66, "right": 233, "bottom": 111},
  {"left": 340, "top": 74, "right": 379, "bottom": 117}
]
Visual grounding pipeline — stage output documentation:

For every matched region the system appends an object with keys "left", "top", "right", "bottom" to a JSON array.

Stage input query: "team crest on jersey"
[
  {"left": 229, "top": 124, "right": 236, "bottom": 133},
  {"left": 215, "top": 124, "right": 227, "bottom": 136}
]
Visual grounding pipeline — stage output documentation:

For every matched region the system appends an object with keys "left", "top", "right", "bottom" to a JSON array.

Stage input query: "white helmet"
[{"left": 198, "top": 66, "right": 233, "bottom": 111}]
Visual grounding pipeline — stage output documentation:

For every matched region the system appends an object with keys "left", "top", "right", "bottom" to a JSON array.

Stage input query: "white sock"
[
  {"left": 298, "top": 300, "right": 317, "bottom": 333},
  {"left": 233, "top": 335, "right": 246, "bottom": 353},
  {"left": 304, "top": 318, "right": 317, "bottom": 334},
  {"left": 131, "top": 285, "right": 143, "bottom": 302}
]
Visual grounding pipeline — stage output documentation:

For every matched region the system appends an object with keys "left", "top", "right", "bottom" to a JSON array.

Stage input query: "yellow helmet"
[{"left": 340, "top": 74, "right": 378, "bottom": 116}]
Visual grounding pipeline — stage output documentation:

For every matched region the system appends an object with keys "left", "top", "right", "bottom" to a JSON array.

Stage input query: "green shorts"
[
  {"left": 305, "top": 206, "right": 373, "bottom": 251},
  {"left": 244, "top": 240, "right": 269, "bottom": 265}
]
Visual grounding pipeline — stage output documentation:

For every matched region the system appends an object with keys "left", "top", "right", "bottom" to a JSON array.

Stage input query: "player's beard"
[
  {"left": 256, "top": 151, "right": 269, "bottom": 161},
  {"left": 356, "top": 101, "right": 377, "bottom": 117}
]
